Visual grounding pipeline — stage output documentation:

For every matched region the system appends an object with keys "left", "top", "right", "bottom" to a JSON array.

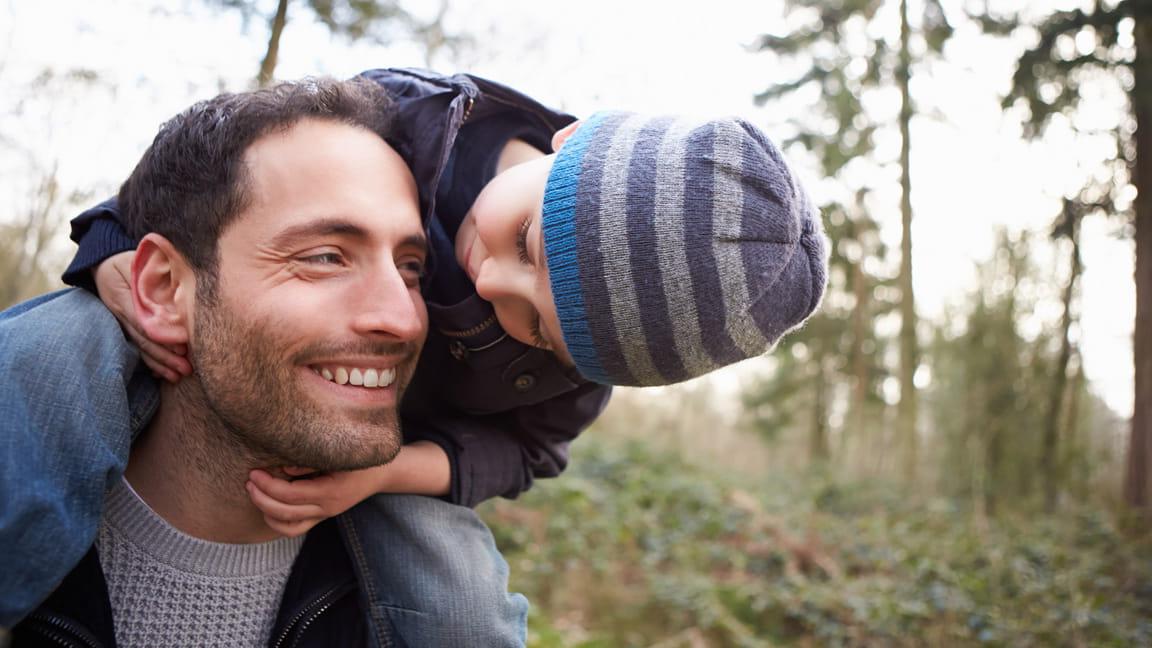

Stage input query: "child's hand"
[
  {"left": 94, "top": 251, "right": 192, "bottom": 383},
  {"left": 246, "top": 466, "right": 386, "bottom": 537}
]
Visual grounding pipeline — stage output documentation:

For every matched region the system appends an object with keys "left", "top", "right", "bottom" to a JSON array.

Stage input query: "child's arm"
[
  {"left": 244, "top": 441, "right": 451, "bottom": 537},
  {"left": 402, "top": 365, "right": 612, "bottom": 507}
]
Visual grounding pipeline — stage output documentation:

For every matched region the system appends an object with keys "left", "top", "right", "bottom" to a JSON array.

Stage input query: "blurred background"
[{"left": 2, "top": 0, "right": 1150, "bottom": 645}]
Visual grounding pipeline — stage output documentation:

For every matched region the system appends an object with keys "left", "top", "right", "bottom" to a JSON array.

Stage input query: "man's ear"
[
  {"left": 132, "top": 233, "right": 194, "bottom": 346},
  {"left": 551, "top": 120, "right": 583, "bottom": 153}
]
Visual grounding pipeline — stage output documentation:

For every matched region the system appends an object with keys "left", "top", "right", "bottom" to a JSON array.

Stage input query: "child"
[{"left": 0, "top": 70, "right": 825, "bottom": 645}]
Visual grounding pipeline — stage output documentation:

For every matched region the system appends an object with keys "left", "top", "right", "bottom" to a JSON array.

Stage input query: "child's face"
[{"left": 454, "top": 153, "right": 574, "bottom": 366}]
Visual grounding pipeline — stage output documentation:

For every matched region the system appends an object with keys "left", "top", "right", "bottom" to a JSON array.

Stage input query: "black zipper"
[
  {"left": 270, "top": 583, "right": 355, "bottom": 648},
  {"left": 22, "top": 612, "right": 104, "bottom": 648},
  {"left": 461, "top": 96, "right": 475, "bottom": 124}
]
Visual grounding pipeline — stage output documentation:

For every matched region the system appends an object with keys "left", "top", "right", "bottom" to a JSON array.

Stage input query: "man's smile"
[{"left": 309, "top": 364, "right": 398, "bottom": 388}]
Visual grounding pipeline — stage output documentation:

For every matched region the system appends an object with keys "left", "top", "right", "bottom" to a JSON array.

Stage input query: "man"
[{"left": 8, "top": 77, "right": 510, "bottom": 646}]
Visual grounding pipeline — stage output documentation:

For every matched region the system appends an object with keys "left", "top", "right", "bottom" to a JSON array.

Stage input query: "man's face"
[{"left": 189, "top": 118, "right": 428, "bottom": 471}]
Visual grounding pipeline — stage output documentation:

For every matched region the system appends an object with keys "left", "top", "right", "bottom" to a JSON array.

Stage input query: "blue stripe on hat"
[{"left": 543, "top": 111, "right": 611, "bottom": 383}]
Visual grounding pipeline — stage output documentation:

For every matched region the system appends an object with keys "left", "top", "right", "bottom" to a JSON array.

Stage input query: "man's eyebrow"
[
  {"left": 267, "top": 220, "right": 427, "bottom": 256},
  {"left": 398, "top": 232, "right": 429, "bottom": 257},
  {"left": 267, "top": 219, "right": 371, "bottom": 249}
]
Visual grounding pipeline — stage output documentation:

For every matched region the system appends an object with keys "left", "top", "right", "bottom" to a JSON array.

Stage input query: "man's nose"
[{"left": 350, "top": 266, "right": 426, "bottom": 342}]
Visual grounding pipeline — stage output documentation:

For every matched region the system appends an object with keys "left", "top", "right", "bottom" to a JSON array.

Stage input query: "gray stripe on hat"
[
  {"left": 682, "top": 124, "right": 747, "bottom": 367},
  {"left": 596, "top": 113, "right": 663, "bottom": 383},
  {"left": 653, "top": 117, "right": 716, "bottom": 378},
  {"left": 711, "top": 120, "right": 772, "bottom": 357}
]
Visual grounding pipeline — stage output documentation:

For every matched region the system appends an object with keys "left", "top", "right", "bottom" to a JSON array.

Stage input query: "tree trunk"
[
  {"left": 896, "top": 0, "right": 919, "bottom": 482},
  {"left": 985, "top": 422, "right": 1002, "bottom": 518},
  {"left": 1125, "top": 8, "right": 1152, "bottom": 518},
  {"left": 1063, "top": 354, "right": 1084, "bottom": 500},
  {"left": 257, "top": 0, "right": 290, "bottom": 88},
  {"left": 1043, "top": 229, "right": 1081, "bottom": 512},
  {"left": 810, "top": 356, "right": 830, "bottom": 465},
  {"left": 849, "top": 259, "right": 869, "bottom": 458}
]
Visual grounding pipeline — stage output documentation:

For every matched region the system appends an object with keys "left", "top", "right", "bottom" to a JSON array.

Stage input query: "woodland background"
[{"left": 1, "top": 1, "right": 1150, "bottom": 645}]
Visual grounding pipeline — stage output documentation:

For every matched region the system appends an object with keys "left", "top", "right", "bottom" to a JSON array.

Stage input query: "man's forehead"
[{"left": 235, "top": 118, "right": 422, "bottom": 240}]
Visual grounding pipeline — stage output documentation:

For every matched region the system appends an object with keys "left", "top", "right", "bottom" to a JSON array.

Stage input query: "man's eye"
[
  {"left": 300, "top": 252, "right": 344, "bottom": 265},
  {"left": 398, "top": 260, "right": 427, "bottom": 286}
]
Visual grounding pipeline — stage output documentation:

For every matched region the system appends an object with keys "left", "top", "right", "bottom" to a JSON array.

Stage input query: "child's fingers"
[
  {"left": 249, "top": 469, "right": 329, "bottom": 505},
  {"left": 125, "top": 326, "right": 193, "bottom": 379},
  {"left": 140, "top": 354, "right": 181, "bottom": 384},
  {"left": 248, "top": 469, "right": 310, "bottom": 504},
  {"left": 282, "top": 466, "right": 318, "bottom": 478},
  {"left": 246, "top": 481, "right": 325, "bottom": 521},
  {"left": 263, "top": 515, "right": 317, "bottom": 538}
]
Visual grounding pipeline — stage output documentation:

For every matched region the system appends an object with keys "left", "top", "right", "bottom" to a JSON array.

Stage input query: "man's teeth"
[{"left": 314, "top": 366, "right": 397, "bottom": 388}]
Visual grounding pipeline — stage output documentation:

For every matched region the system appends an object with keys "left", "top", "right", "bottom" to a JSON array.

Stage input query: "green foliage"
[
  {"left": 484, "top": 438, "right": 1152, "bottom": 647},
  {"left": 754, "top": 0, "right": 951, "bottom": 174},
  {"left": 998, "top": 1, "right": 1136, "bottom": 138}
]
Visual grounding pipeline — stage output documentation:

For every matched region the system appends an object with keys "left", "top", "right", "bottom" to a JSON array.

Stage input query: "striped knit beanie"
[{"left": 542, "top": 111, "right": 827, "bottom": 386}]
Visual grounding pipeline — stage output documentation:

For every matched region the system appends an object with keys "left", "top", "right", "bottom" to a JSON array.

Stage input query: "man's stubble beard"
[{"left": 183, "top": 290, "right": 419, "bottom": 473}]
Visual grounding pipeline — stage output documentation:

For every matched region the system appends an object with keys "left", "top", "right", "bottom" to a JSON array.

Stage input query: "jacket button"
[
  {"left": 449, "top": 340, "right": 468, "bottom": 361},
  {"left": 513, "top": 373, "right": 536, "bottom": 392}
]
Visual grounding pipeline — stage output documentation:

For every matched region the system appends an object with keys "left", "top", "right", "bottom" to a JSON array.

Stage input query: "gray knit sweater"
[{"left": 96, "top": 478, "right": 305, "bottom": 648}]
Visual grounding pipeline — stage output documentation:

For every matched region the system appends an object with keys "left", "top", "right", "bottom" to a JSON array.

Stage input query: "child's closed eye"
[
  {"left": 516, "top": 216, "right": 532, "bottom": 265},
  {"left": 530, "top": 315, "right": 551, "bottom": 350}
]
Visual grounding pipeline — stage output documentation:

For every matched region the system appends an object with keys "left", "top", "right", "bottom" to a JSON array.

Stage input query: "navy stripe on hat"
[
  {"left": 624, "top": 115, "right": 684, "bottom": 384},
  {"left": 681, "top": 122, "right": 747, "bottom": 368}
]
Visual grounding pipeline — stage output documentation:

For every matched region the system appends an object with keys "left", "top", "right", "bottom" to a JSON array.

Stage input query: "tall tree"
[
  {"left": 1038, "top": 188, "right": 1113, "bottom": 512},
  {"left": 209, "top": 0, "right": 468, "bottom": 86},
  {"left": 1041, "top": 199, "right": 1083, "bottom": 513},
  {"left": 926, "top": 231, "right": 1055, "bottom": 514},
  {"left": 753, "top": 0, "right": 953, "bottom": 481},
  {"left": 990, "top": 0, "right": 1150, "bottom": 517}
]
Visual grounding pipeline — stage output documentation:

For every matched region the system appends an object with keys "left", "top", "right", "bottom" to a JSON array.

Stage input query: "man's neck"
[{"left": 124, "top": 381, "right": 281, "bottom": 543}]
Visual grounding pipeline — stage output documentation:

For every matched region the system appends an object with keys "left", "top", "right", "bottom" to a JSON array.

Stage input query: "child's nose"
[{"left": 474, "top": 257, "right": 535, "bottom": 304}]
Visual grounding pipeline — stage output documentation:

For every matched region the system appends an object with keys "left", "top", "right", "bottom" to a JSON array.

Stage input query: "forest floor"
[{"left": 481, "top": 439, "right": 1152, "bottom": 648}]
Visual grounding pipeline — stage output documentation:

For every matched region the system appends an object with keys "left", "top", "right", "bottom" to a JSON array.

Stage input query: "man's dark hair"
[{"left": 119, "top": 77, "right": 395, "bottom": 294}]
